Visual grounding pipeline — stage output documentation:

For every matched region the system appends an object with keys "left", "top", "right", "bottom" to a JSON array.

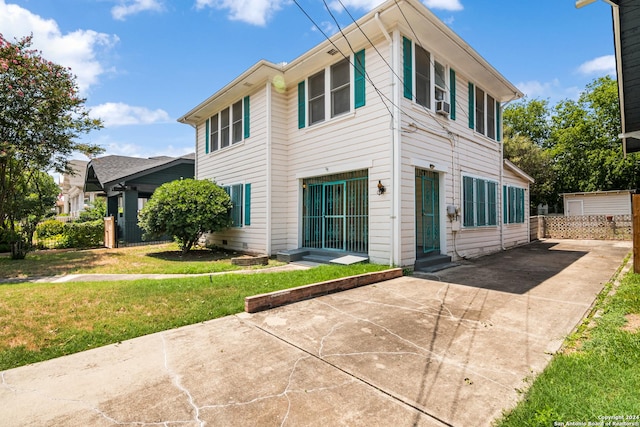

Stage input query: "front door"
[
  {"left": 323, "top": 181, "right": 346, "bottom": 249},
  {"left": 416, "top": 169, "right": 440, "bottom": 256},
  {"left": 302, "top": 171, "right": 368, "bottom": 253}
]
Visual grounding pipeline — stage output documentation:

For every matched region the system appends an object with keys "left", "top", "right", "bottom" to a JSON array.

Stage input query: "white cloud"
[
  {"left": 195, "top": 0, "right": 287, "bottom": 26},
  {"left": 328, "top": 0, "right": 384, "bottom": 11},
  {"left": 0, "top": 0, "right": 118, "bottom": 94},
  {"left": 577, "top": 55, "right": 616, "bottom": 76},
  {"left": 516, "top": 79, "right": 581, "bottom": 103},
  {"left": 311, "top": 21, "right": 338, "bottom": 36},
  {"left": 112, "top": 0, "right": 165, "bottom": 21},
  {"left": 423, "top": 0, "right": 463, "bottom": 11},
  {"left": 89, "top": 102, "right": 171, "bottom": 127}
]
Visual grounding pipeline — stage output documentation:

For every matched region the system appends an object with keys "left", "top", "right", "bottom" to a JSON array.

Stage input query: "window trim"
[
  {"left": 205, "top": 96, "right": 250, "bottom": 154},
  {"left": 403, "top": 37, "right": 449, "bottom": 111},
  {"left": 470, "top": 83, "right": 499, "bottom": 141},
  {"left": 503, "top": 185, "right": 526, "bottom": 224},
  {"left": 462, "top": 174, "right": 498, "bottom": 228},
  {"left": 301, "top": 52, "right": 365, "bottom": 128},
  {"left": 222, "top": 182, "right": 251, "bottom": 228}
]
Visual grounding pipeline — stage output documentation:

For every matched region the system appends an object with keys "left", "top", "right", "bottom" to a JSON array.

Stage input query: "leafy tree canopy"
[
  {"left": 503, "top": 76, "right": 639, "bottom": 209},
  {"left": 138, "top": 179, "right": 232, "bottom": 254},
  {"left": 1, "top": 33, "right": 103, "bottom": 257}
]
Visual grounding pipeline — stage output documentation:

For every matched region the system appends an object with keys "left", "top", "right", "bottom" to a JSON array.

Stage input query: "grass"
[
  {"left": 0, "top": 243, "right": 281, "bottom": 278},
  {"left": 0, "top": 263, "right": 390, "bottom": 371},
  {"left": 496, "top": 259, "right": 640, "bottom": 426}
]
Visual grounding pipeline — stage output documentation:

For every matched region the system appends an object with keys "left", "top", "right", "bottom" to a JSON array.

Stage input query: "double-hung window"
[
  {"left": 503, "top": 185, "right": 525, "bottom": 224},
  {"left": 415, "top": 45, "right": 431, "bottom": 108},
  {"left": 205, "top": 96, "right": 250, "bottom": 154},
  {"left": 463, "top": 175, "right": 497, "bottom": 227},
  {"left": 223, "top": 183, "right": 252, "bottom": 227},
  {"left": 469, "top": 83, "right": 499, "bottom": 141},
  {"left": 297, "top": 50, "right": 366, "bottom": 129},
  {"left": 309, "top": 70, "right": 325, "bottom": 125},
  {"left": 434, "top": 61, "right": 446, "bottom": 102},
  {"left": 403, "top": 37, "right": 449, "bottom": 112}
]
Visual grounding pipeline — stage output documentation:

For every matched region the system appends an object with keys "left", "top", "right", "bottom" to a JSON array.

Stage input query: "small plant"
[{"left": 36, "top": 219, "right": 66, "bottom": 239}]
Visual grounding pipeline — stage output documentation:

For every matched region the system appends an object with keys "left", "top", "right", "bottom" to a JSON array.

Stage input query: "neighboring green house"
[{"left": 84, "top": 154, "right": 195, "bottom": 244}]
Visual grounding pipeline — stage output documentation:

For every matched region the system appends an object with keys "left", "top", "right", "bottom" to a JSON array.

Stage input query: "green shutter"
[
  {"left": 243, "top": 96, "right": 250, "bottom": 139},
  {"left": 503, "top": 185, "right": 508, "bottom": 224},
  {"left": 463, "top": 176, "right": 475, "bottom": 227},
  {"left": 402, "top": 37, "right": 413, "bottom": 100},
  {"left": 354, "top": 49, "right": 366, "bottom": 109},
  {"left": 488, "top": 181, "right": 497, "bottom": 226},
  {"left": 450, "top": 68, "right": 456, "bottom": 120},
  {"left": 477, "top": 179, "right": 487, "bottom": 226},
  {"left": 244, "top": 183, "right": 251, "bottom": 226},
  {"left": 496, "top": 100, "right": 502, "bottom": 142},
  {"left": 468, "top": 82, "right": 475, "bottom": 129},
  {"left": 205, "top": 118, "right": 210, "bottom": 154},
  {"left": 517, "top": 188, "right": 525, "bottom": 223},
  {"left": 298, "top": 81, "right": 305, "bottom": 129}
]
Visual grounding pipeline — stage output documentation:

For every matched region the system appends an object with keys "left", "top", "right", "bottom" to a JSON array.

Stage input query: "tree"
[
  {"left": 138, "top": 179, "right": 232, "bottom": 254},
  {"left": 503, "top": 134, "right": 555, "bottom": 207},
  {"left": 503, "top": 98, "right": 555, "bottom": 208},
  {"left": 7, "top": 169, "right": 59, "bottom": 258},
  {"left": 0, "top": 34, "right": 103, "bottom": 258},
  {"left": 548, "top": 76, "right": 640, "bottom": 198},
  {"left": 503, "top": 98, "right": 551, "bottom": 147}
]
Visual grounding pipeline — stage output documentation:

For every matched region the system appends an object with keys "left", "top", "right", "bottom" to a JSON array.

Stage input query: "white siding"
[
  {"left": 564, "top": 192, "right": 632, "bottom": 216},
  {"left": 502, "top": 166, "right": 531, "bottom": 249},
  {"left": 197, "top": 88, "right": 269, "bottom": 254}
]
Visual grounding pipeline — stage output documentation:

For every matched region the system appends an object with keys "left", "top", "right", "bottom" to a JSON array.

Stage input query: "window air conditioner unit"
[{"left": 436, "top": 100, "right": 450, "bottom": 116}]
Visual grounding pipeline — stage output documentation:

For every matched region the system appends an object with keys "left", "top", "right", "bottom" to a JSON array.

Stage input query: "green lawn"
[
  {"left": 496, "top": 264, "right": 640, "bottom": 426},
  {"left": 0, "top": 263, "right": 390, "bottom": 371},
  {"left": 0, "top": 243, "right": 280, "bottom": 278}
]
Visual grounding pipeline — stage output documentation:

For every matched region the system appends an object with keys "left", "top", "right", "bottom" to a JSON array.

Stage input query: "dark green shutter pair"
[
  {"left": 468, "top": 82, "right": 502, "bottom": 141},
  {"left": 503, "top": 186, "right": 525, "bottom": 224},
  {"left": 298, "top": 49, "right": 366, "bottom": 129},
  {"left": 403, "top": 37, "right": 457, "bottom": 120}
]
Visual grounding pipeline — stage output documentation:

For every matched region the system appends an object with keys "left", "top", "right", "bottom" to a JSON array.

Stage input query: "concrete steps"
[{"left": 414, "top": 254, "right": 458, "bottom": 273}]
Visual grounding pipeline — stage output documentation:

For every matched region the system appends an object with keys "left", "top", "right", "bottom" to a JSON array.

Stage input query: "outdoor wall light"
[{"left": 377, "top": 180, "right": 386, "bottom": 195}]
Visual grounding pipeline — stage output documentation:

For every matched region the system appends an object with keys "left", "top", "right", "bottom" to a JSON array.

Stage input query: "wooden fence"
[{"left": 530, "top": 215, "right": 632, "bottom": 241}]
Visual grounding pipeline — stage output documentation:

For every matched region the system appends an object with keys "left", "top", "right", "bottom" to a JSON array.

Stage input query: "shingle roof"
[{"left": 85, "top": 153, "right": 195, "bottom": 192}]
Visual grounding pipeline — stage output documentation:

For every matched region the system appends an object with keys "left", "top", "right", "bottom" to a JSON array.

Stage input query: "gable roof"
[
  {"left": 504, "top": 159, "right": 535, "bottom": 183},
  {"left": 178, "top": 0, "right": 522, "bottom": 125},
  {"left": 84, "top": 153, "right": 195, "bottom": 192}
]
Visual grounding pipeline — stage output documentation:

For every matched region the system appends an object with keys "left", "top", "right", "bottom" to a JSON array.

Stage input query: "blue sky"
[{"left": 0, "top": 0, "right": 616, "bottom": 161}]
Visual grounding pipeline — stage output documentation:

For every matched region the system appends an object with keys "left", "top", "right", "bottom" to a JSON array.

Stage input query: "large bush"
[
  {"left": 36, "top": 219, "right": 66, "bottom": 239},
  {"left": 138, "top": 179, "right": 231, "bottom": 254},
  {"left": 63, "top": 220, "right": 103, "bottom": 248}
]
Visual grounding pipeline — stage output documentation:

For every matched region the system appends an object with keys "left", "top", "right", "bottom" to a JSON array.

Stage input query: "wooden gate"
[{"left": 104, "top": 216, "right": 116, "bottom": 248}]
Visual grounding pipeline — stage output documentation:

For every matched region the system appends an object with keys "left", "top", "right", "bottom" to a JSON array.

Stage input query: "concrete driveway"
[{"left": 0, "top": 239, "right": 631, "bottom": 426}]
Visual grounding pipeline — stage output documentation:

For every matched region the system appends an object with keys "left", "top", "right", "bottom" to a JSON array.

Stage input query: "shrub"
[
  {"left": 35, "top": 219, "right": 66, "bottom": 239},
  {"left": 63, "top": 220, "right": 103, "bottom": 248}
]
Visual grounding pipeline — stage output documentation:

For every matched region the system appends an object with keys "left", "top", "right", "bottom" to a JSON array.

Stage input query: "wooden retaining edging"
[{"left": 244, "top": 268, "right": 403, "bottom": 313}]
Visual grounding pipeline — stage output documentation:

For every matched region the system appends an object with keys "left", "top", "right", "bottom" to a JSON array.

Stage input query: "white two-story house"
[{"left": 178, "top": 0, "right": 533, "bottom": 268}]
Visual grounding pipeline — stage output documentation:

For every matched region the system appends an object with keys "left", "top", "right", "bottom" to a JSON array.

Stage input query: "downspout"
[
  {"left": 392, "top": 30, "right": 402, "bottom": 267},
  {"left": 266, "top": 80, "right": 273, "bottom": 256},
  {"left": 500, "top": 97, "right": 518, "bottom": 250},
  {"left": 376, "top": 12, "right": 398, "bottom": 267}
]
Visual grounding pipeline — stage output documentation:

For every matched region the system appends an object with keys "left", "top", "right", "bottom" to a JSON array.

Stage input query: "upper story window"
[
  {"left": 298, "top": 50, "right": 366, "bottom": 129},
  {"left": 205, "top": 96, "right": 250, "bottom": 154},
  {"left": 469, "top": 83, "right": 500, "bottom": 141},
  {"left": 403, "top": 37, "right": 450, "bottom": 112}
]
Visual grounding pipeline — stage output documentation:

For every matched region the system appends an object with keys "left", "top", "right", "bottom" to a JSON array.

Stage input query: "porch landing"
[{"left": 277, "top": 249, "right": 368, "bottom": 265}]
